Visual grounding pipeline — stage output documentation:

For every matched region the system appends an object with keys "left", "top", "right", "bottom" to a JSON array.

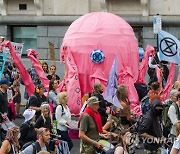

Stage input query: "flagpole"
[
  {"left": 157, "top": 33, "right": 159, "bottom": 52},
  {"left": 109, "top": 98, "right": 113, "bottom": 149}
]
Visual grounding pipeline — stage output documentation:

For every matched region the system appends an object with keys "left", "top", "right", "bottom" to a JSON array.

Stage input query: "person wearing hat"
[
  {"left": 19, "top": 109, "right": 37, "bottom": 147},
  {"left": 0, "top": 78, "right": 10, "bottom": 120},
  {"left": 137, "top": 99, "right": 164, "bottom": 153},
  {"left": 79, "top": 96, "right": 105, "bottom": 154}
]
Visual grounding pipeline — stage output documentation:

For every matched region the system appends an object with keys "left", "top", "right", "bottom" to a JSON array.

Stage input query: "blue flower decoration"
[{"left": 90, "top": 49, "right": 105, "bottom": 64}]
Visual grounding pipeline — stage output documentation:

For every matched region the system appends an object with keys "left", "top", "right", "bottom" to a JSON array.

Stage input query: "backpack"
[
  {"left": 60, "top": 104, "right": 65, "bottom": 116},
  {"left": 21, "top": 141, "right": 50, "bottom": 154},
  {"left": 140, "top": 95, "right": 151, "bottom": 115},
  {"left": 162, "top": 102, "right": 180, "bottom": 136},
  {"left": 26, "top": 95, "right": 37, "bottom": 109},
  {"left": 135, "top": 115, "right": 145, "bottom": 133}
]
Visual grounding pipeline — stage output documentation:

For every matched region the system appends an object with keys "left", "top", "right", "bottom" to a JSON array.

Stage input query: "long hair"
[
  {"left": 57, "top": 92, "right": 67, "bottom": 105},
  {"left": 92, "top": 82, "right": 102, "bottom": 94},
  {"left": 42, "top": 62, "right": 49, "bottom": 74},
  {"left": 40, "top": 102, "right": 52, "bottom": 124},
  {"left": 176, "top": 121, "right": 180, "bottom": 137},
  {"left": 172, "top": 81, "right": 180, "bottom": 91},
  {"left": 48, "top": 79, "right": 56, "bottom": 92},
  {"left": 5, "top": 126, "right": 20, "bottom": 151},
  {"left": 116, "top": 84, "right": 128, "bottom": 102},
  {"left": 34, "top": 85, "right": 44, "bottom": 95}
]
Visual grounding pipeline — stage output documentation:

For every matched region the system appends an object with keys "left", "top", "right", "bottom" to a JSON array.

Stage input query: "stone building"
[{"left": 0, "top": 0, "right": 180, "bottom": 67}]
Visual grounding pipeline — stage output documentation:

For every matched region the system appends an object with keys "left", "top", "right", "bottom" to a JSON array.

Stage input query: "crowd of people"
[{"left": 0, "top": 50, "right": 179, "bottom": 154}]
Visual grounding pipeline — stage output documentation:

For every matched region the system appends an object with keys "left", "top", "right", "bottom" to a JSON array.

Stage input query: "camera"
[{"left": 48, "top": 138, "right": 59, "bottom": 151}]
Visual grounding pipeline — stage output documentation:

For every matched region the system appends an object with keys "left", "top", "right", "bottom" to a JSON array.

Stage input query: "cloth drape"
[
  {"left": 137, "top": 45, "right": 155, "bottom": 84},
  {"left": 27, "top": 49, "right": 49, "bottom": 91}
]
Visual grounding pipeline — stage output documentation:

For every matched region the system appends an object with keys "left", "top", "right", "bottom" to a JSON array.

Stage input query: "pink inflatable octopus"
[{"left": 60, "top": 12, "right": 140, "bottom": 114}]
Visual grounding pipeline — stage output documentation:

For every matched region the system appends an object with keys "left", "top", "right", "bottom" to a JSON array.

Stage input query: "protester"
[
  {"left": 3, "top": 62, "right": 14, "bottom": 85},
  {"left": 170, "top": 121, "right": 180, "bottom": 154},
  {"left": 35, "top": 102, "right": 53, "bottom": 132},
  {"left": 28, "top": 66, "right": 41, "bottom": 86},
  {"left": 79, "top": 96, "right": 106, "bottom": 154},
  {"left": 12, "top": 81, "right": 22, "bottom": 118},
  {"left": 47, "top": 65, "right": 60, "bottom": 81},
  {"left": 159, "top": 63, "right": 169, "bottom": 88},
  {"left": 19, "top": 109, "right": 37, "bottom": 147},
  {"left": 147, "top": 49, "right": 159, "bottom": 86},
  {"left": 55, "top": 91, "right": 73, "bottom": 151},
  {"left": 116, "top": 84, "right": 136, "bottom": 129},
  {"left": 102, "top": 111, "right": 129, "bottom": 153},
  {"left": 168, "top": 92, "right": 180, "bottom": 152},
  {"left": 48, "top": 79, "right": 59, "bottom": 112},
  {"left": 0, "top": 36, "right": 5, "bottom": 44},
  {"left": 42, "top": 62, "right": 49, "bottom": 75},
  {"left": 168, "top": 92, "right": 180, "bottom": 136},
  {"left": 0, "top": 78, "right": 10, "bottom": 120},
  {"left": 23, "top": 65, "right": 41, "bottom": 100},
  {"left": 172, "top": 81, "right": 180, "bottom": 91},
  {"left": 28, "top": 85, "right": 47, "bottom": 120},
  {"left": 92, "top": 82, "right": 109, "bottom": 125},
  {"left": 163, "top": 89, "right": 179, "bottom": 137},
  {"left": 137, "top": 99, "right": 163, "bottom": 153},
  {"left": 148, "top": 82, "right": 162, "bottom": 103},
  {"left": 20, "top": 127, "right": 53, "bottom": 154},
  {"left": 0, "top": 125, "right": 20, "bottom": 154}
]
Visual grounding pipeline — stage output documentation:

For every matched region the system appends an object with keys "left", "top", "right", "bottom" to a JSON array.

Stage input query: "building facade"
[{"left": 0, "top": 0, "right": 180, "bottom": 62}]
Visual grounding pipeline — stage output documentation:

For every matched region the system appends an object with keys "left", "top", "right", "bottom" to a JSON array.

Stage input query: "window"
[
  {"left": 133, "top": 27, "right": 143, "bottom": 47},
  {"left": 12, "top": 26, "right": 37, "bottom": 56},
  {"left": 19, "top": 4, "right": 27, "bottom": 10}
]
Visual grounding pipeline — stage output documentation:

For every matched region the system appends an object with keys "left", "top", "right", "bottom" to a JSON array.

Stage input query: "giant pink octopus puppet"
[{"left": 59, "top": 12, "right": 153, "bottom": 115}]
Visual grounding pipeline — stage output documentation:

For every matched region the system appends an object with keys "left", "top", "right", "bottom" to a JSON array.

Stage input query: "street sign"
[{"left": 153, "top": 15, "right": 162, "bottom": 34}]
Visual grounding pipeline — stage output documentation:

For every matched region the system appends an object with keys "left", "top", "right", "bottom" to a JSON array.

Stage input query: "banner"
[
  {"left": 49, "top": 42, "right": 56, "bottom": 64},
  {"left": 104, "top": 57, "right": 123, "bottom": 109},
  {"left": 12, "top": 42, "right": 24, "bottom": 57},
  {"left": 0, "top": 53, "right": 7, "bottom": 79},
  {"left": 158, "top": 30, "right": 180, "bottom": 64},
  {"left": 1, "top": 42, "right": 23, "bottom": 60}
]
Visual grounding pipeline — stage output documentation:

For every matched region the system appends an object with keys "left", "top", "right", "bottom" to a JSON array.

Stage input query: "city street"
[{"left": 14, "top": 106, "right": 144, "bottom": 154}]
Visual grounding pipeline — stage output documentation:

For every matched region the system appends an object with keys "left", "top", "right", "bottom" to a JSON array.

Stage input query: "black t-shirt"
[
  {"left": 47, "top": 74, "right": 60, "bottom": 81},
  {"left": 28, "top": 94, "right": 47, "bottom": 119},
  {"left": 35, "top": 115, "right": 52, "bottom": 131},
  {"left": 0, "top": 90, "right": 8, "bottom": 114},
  {"left": 12, "top": 89, "right": 21, "bottom": 104},
  {"left": 19, "top": 121, "right": 37, "bottom": 147}
]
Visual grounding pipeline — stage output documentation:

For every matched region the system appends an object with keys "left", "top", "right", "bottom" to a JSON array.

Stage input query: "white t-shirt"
[{"left": 55, "top": 104, "right": 71, "bottom": 131}]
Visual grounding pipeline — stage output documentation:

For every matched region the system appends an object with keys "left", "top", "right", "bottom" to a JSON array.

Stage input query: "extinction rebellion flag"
[{"left": 158, "top": 30, "right": 180, "bottom": 64}]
